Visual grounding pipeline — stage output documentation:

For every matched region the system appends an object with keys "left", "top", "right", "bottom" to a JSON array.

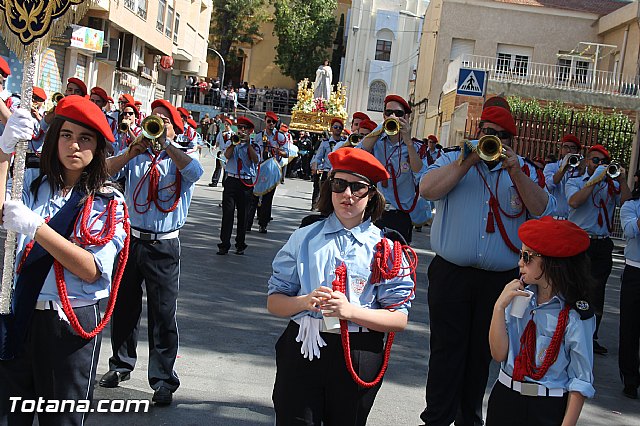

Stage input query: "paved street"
[{"left": 83, "top": 154, "right": 640, "bottom": 425}]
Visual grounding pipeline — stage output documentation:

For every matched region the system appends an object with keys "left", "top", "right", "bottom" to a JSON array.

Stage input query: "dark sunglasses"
[
  {"left": 332, "top": 125, "right": 343, "bottom": 130},
  {"left": 480, "top": 127, "right": 512, "bottom": 140},
  {"left": 123, "top": 111, "right": 135, "bottom": 115},
  {"left": 562, "top": 144, "right": 579, "bottom": 151},
  {"left": 590, "top": 157, "right": 606, "bottom": 164},
  {"left": 519, "top": 250, "right": 541, "bottom": 264},
  {"left": 266, "top": 119, "right": 276, "bottom": 124},
  {"left": 384, "top": 109, "right": 405, "bottom": 118},
  {"left": 118, "top": 100, "right": 127, "bottom": 104},
  {"left": 237, "top": 125, "right": 250, "bottom": 130},
  {"left": 329, "top": 177, "right": 372, "bottom": 198}
]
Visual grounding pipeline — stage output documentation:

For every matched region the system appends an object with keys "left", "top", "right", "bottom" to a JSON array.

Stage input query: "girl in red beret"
[
  {"left": 0, "top": 95, "right": 128, "bottom": 424},
  {"left": 267, "top": 148, "right": 417, "bottom": 425},
  {"left": 486, "top": 216, "right": 596, "bottom": 426}
]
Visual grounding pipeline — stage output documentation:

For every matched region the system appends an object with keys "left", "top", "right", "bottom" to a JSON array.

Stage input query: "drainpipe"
[{"left": 618, "top": 25, "right": 629, "bottom": 81}]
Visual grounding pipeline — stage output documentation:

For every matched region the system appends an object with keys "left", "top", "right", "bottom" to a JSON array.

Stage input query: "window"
[
  {"left": 496, "top": 44, "right": 533, "bottom": 77},
  {"left": 557, "top": 58, "right": 571, "bottom": 82},
  {"left": 137, "top": 0, "right": 147, "bottom": 20},
  {"left": 173, "top": 13, "right": 180, "bottom": 44},
  {"left": 156, "top": 0, "right": 166, "bottom": 32},
  {"left": 375, "top": 40, "right": 392, "bottom": 62},
  {"left": 575, "top": 60, "right": 589, "bottom": 85},
  {"left": 513, "top": 55, "right": 529, "bottom": 77},
  {"left": 124, "top": 0, "right": 136, "bottom": 12},
  {"left": 166, "top": 6, "right": 174, "bottom": 37},
  {"left": 367, "top": 80, "right": 386, "bottom": 112},
  {"left": 450, "top": 38, "right": 475, "bottom": 64},
  {"left": 496, "top": 53, "right": 511, "bottom": 75}
]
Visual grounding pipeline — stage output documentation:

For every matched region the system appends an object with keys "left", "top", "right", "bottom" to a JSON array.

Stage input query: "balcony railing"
[{"left": 461, "top": 54, "right": 639, "bottom": 98}]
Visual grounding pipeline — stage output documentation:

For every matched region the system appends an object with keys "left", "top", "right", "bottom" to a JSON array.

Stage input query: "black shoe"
[
  {"left": 235, "top": 248, "right": 245, "bottom": 255},
  {"left": 208, "top": 183, "right": 217, "bottom": 187},
  {"left": 152, "top": 387, "right": 173, "bottom": 406},
  {"left": 623, "top": 384, "right": 639, "bottom": 399},
  {"left": 99, "top": 371, "right": 130, "bottom": 388},
  {"left": 217, "top": 248, "right": 229, "bottom": 255},
  {"left": 259, "top": 226, "right": 267, "bottom": 234},
  {"left": 593, "top": 340, "right": 608, "bottom": 355},
  {"left": 415, "top": 226, "right": 422, "bottom": 232}
]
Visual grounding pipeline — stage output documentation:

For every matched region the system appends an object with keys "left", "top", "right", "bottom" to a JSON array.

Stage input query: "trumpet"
[
  {"left": 345, "top": 133, "right": 362, "bottom": 147},
  {"left": 477, "top": 134, "right": 506, "bottom": 162},
  {"left": 231, "top": 134, "right": 241, "bottom": 145},
  {"left": 567, "top": 154, "right": 582, "bottom": 168},
  {"left": 52, "top": 92, "right": 64, "bottom": 104},
  {"left": 130, "top": 115, "right": 166, "bottom": 151},
  {"left": 119, "top": 122, "right": 129, "bottom": 133},
  {"left": 383, "top": 117, "right": 400, "bottom": 136},
  {"left": 607, "top": 161, "right": 621, "bottom": 179}
]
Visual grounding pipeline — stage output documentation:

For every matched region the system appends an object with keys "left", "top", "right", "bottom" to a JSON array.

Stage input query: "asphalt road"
[{"left": 78, "top": 154, "right": 640, "bottom": 425}]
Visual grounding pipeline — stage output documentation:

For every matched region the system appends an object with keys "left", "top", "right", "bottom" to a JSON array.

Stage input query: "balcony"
[{"left": 459, "top": 54, "right": 639, "bottom": 98}]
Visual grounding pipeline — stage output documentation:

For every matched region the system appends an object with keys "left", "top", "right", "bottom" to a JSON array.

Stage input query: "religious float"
[{"left": 289, "top": 78, "right": 348, "bottom": 133}]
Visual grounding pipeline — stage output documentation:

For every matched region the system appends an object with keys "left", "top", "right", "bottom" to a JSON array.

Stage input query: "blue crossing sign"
[{"left": 457, "top": 68, "right": 487, "bottom": 97}]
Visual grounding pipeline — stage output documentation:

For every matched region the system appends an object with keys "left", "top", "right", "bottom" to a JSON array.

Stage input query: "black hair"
[
  {"left": 316, "top": 171, "right": 386, "bottom": 222},
  {"left": 30, "top": 117, "right": 110, "bottom": 203},
  {"left": 538, "top": 252, "right": 596, "bottom": 308}
]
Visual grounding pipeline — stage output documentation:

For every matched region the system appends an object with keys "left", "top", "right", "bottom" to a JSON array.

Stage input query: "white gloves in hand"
[
  {"left": 587, "top": 165, "right": 608, "bottom": 186},
  {"left": 2, "top": 200, "right": 45, "bottom": 239},
  {"left": 296, "top": 316, "right": 327, "bottom": 361},
  {"left": 0, "top": 109, "right": 35, "bottom": 154}
]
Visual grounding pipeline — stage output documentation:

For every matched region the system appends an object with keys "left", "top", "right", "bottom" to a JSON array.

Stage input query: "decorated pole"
[{"left": 0, "top": 0, "right": 94, "bottom": 314}]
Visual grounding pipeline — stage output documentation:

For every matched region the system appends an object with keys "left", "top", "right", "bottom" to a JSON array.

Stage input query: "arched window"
[{"left": 367, "top": 80, "right": 387, "bottom": 112}]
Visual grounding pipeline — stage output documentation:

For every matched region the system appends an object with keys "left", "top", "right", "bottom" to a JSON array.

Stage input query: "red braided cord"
[
  {"left": 512, "top": 305, "right": 571, "bottom": 382},
  {"left": 132, "top": 153, "right": 181, "bottom": 214},
  {"left": 237, "top": 157, "right": 261, "bottom": 188},
  {"left": 386, "top": 163, "right": 419, "bottom": 214},
  {"left": 370, "top": 239, "right": 418, "bottom": 310},
  {"left": 54, "top": 197, "right": 131, "bottom": 339}
]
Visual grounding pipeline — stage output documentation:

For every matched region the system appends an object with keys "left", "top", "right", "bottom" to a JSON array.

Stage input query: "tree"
[
  {"left": 209, "top": 0, "right": 268, "bottom": 84},
  {"left": 273, "top": 0, "right": 338, "bottom": 83}
]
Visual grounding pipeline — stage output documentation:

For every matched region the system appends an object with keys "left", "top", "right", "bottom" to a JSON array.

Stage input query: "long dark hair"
[
  {"left": 31, "top": 117, "right": 110, "bottom": 202},
  {"left": 539, "top": 252, "right": 596, "bottom": 308},
  {"left": 317, "top": 172, "right": 386, "bottom": 222}
]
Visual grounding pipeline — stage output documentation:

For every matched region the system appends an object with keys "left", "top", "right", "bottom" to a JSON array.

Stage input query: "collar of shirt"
[
  {"left": 528, "top": 285, "right": 565, "bottom": 311},
  {"left": 322, "top": 213, "right": 372, "bottom": 245}
]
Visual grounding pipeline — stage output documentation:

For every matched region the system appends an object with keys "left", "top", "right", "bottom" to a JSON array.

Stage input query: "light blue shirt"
[
  {"left": 620, "top": 198, "right": 640, "bottom": 262},
  {"left": 502, "top": 286, "right": 596, "bottom": 398},
  {"left": 253, "top": 129, "right": 286, "bottom": 161},
  {"left": 17, "top": 175, "right": 127, "bottom": 302},
  {"left": 425, "top": 151, "right": 556, "bottom": 271},
  {"left": 359, "top": 134, "right": 422, "bottom": 211},
  {"left": 566, "top": 170, "right": 620, "bottom": 237},
  {"left": 268, "top": 214, "right": 414, "bottom": 323},
  {"left": 224, "top": 142, "right": 258, "bottom": 178},
  {"left": 312, "top": 137, "right": 343, "bottom": 171},
  {"left": 543, "top": 160, "right": 582, "bottom": 218},
  {"left": 120, "top": 148, "right": 203, "bottom": 232}
]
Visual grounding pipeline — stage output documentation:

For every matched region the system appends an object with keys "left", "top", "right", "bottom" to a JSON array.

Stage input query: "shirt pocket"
[
  {"left": 507, "top": 185, "right": 524, "bottom": 214},
  {"left": 347, "top": 265, "right": 372, "bottom": 307}
]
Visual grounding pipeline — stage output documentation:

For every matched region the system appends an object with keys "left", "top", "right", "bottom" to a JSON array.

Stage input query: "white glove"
[
  {"left": 587, "top": 165, "right": 607, "bottom": 186},
  {"left": 559, "top": 154, "right": 571, "bottom": 171},
  {"left": 295, "top": 316, "right": 326, "bottom": 361},
  {"left": 0, "top": 109, "right": 36, "bottom": 154},
  {"left": 2, "top": 200, "right": 45, "bottom": 239}
]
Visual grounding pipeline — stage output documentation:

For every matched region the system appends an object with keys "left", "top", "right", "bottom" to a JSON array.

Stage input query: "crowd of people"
[{"left": 0, "top": 49, "right": 638, "bottom": 426}]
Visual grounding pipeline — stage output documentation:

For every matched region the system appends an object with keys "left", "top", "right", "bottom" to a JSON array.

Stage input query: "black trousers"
[
  {"left": 273, "top": 321, "right": 384, "bottom": 426},
  {"left": 421, "top": 255, "right": 518, "bottom": 426},
  {"left": 219, "top": 176, "right": 252, "bottom": 251},
  {"left": 247, "top": 188, "right": 276, "bottom": 230},
  {"left": 485, "top": 382, "right": 568, "bottom": 426},
  {"left": 587, "top": 237, "right": 613, "bottom": 339},
  {"left": 375, "top": 210, "right": 413, "bottom": 244},
  {"left": 211, "top": 152, "right": 225, "bottom": 185},
  {"left": 0, "top": 305, "right": 101, "bottom": 426},
  {"left": 620, "top": 264, "right": 640, "bottom": 389},
  {"left": 108, "top": 236, "right": 181, "bottom": 392},
  {"left": 311, "top": 171, "right": 329, "bottom": 208}
]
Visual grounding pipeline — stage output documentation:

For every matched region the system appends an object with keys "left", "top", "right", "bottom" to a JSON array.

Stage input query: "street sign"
[{"left": 457, "top": 68, "right": 487, "bottom": 97}]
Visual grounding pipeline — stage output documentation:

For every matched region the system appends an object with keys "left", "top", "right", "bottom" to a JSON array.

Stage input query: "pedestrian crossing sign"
[{"left": 457, "top": 68, "right": 487, "bottom": 97}]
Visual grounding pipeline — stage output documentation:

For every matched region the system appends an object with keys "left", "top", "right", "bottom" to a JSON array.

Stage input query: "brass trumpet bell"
[
  {"left": 345, "top": 133, "right": 362, "bottom": 147},
  {"left": 383, "top": 118, "right": 400, "bottom": 136},
  {"left": 607, "top": 162, "right": 621, "bottom": 179},
  {"left": 119, "top": 122, "right": 129, "bottom": 133},
  {"left": 477, "top": 135, "right": 506, "bottom": 162},
  {"left": 141, "top": 115, "right": 165, "bottom": 140},
  {"left": 52, "top": 92, "right": 64, "bottom": 104},
  {"left": 231, "top": 134, "right": 241, "bottom": 145},
  {"left": 567, "top": 154, "right": 582, "bottom": 168}
]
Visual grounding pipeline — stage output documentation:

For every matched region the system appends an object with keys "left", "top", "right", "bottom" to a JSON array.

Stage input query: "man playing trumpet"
[
  {"left": 566, "top": 144, "right": 632, "bottom": 355},
  {"left": 359, "top": 95, "right": 422, "bottom": 244},
  {"left": 418, "top": 98, "right": 556, "bottom": 426},
  {"left": 543, "top": 134, "right": 583, "bottom": 219}
]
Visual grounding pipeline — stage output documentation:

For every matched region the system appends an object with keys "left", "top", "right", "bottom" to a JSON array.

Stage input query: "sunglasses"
[
  {"left": 480, "top": 127, "right": 512, "bottom": 140},
  {"left": 266, "top": 119, "right": 276, "bottom": 124},
  {"left": 123, "top": 111, "right": 135, "bottom": 115},
  {"left": 332, "top": 125, "right": 343, "bottom": 130},
  {"left": 118, "top": 100, "right": 127, "bottom": 104},
  {"left": 590, "top": 157, "right": 606, "bottom": 164},
  {"left": 562, "top": 144, "right": 579, "bottom": 151},
  {"left": 519, "top": 249, "right": 542, "bottom": 264},
  {"left": 329, "top": 177, "right": 372, "bottom": 198},
  {"left": 384, "top": 109, "right": 405, "bottom": 118},
  {"left": 237, "top": 125, "right": 250, "bottom": 130}
]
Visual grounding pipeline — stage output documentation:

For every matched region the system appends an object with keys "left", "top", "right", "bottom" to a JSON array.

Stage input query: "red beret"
[
  {"left": 107, "top": 96, "right": 114, "bottom": 103},
  {"left": 352, "top": 112, "right": 370, "bottom": 121},
  {"left": 561, "top": 134, "right": 581, "bottom": 150},
  {"left": 265, "top": 111, "right": 279, "bottom": 122},
  {"left": 32, "top": 87, "right": 47, "bottom": 101},
  {"left": 329, "top": 148, "right": 390, "bottom": 184},
  {"left": 343, "top": 129, "right": 351, "bottom": 135},
  {"left": 187, "top": 118, "right": 198, "bottom": 129},
  {"left": 119, "top": 94, "right": 135, "bottom": 105},
  {"left": 483, "top": 96, "right": 511, "bottom": 112},
  {"left": 384, "top": 95, "right": 411, "bottom": 114},
  {"left": 427, "top": 134, "right": 438, "bottom": 143},
  {"left": 223, "top": 117, "right": 233, "bottom": 126},
  {"left": 90, "top": 86, "right": 109, "bottom": 102},
  {"left": 151, "top": 99, "right": 184, "bottom": 134},
  {"left": 481, "top": 106, "right": 517, "bottom": 136},
  {"left": 280, "top": 123, "right": 289, "bottom": 132},
  {"left": 177, "top": 107, "right": 190, "bottom": 118},
  {"left": 0, "top": 57, "right": 10, "bottom": 77},
  {"left": 358, "top": 119, "right": 377, "bottom": 132},
  {"left": 67, "top": 78, "right": 87, "bottom": 96},
  {"left": 330, "top": 117, "right": 344, "bottom": 128},
  {"left": 134, "top": 100, "right": 142, "bottom": 106},
  {"left": 123, "top": 103, "right": 140, "bottom": 118},
  {"left": 236, "top": 116, "right": 254, "bottom": 129},
  {"left": 55, "top": 95, "right": 115, "bottom": 143},
  {"left": 588, "top": 144, "right": 610, "bottom": 160},
  {"left": 518, "top": 216, "right": 589, "bottom": 257}
]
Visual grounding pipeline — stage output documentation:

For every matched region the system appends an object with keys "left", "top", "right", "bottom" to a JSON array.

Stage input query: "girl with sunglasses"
[
  {"left": 268, "top": 148, "right": 416, "bottom": 425},
  {"left": 487, "top": 216, "right": 596, "bottom": 426}
]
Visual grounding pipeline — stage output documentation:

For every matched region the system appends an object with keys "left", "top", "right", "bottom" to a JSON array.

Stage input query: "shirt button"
[
  {"left": 481, "top": 236, "right": 485, "bottom": 239},
  {"left": 479, "top": 253, "right": 483, "bottom": 257}
]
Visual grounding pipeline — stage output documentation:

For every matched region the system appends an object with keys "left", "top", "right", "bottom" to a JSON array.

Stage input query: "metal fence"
[{"left": 185, "top": 87, "right": 297, "bottom": 115}]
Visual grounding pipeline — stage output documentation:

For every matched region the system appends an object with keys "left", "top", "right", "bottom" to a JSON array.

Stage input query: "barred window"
[{"left": 367, "top": 80, "right": 386, "bottom": 112}]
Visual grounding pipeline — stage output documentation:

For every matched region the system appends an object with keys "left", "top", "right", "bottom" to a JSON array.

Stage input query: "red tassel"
[
  {"left": 486, "top": 211, "right": 495, "bottom": 233},
  {"left": 598, "top": 212, "right": 603, "bottom": 227}
]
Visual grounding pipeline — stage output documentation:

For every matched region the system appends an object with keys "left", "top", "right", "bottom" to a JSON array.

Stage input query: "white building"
[{"left": 342, "top": 0, "right": 429, "bottom": 122}]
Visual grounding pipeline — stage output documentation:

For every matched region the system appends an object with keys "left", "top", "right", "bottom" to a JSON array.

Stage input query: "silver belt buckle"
[{"left": 520, "top": 382, "right": 539, "bottom": 396}]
